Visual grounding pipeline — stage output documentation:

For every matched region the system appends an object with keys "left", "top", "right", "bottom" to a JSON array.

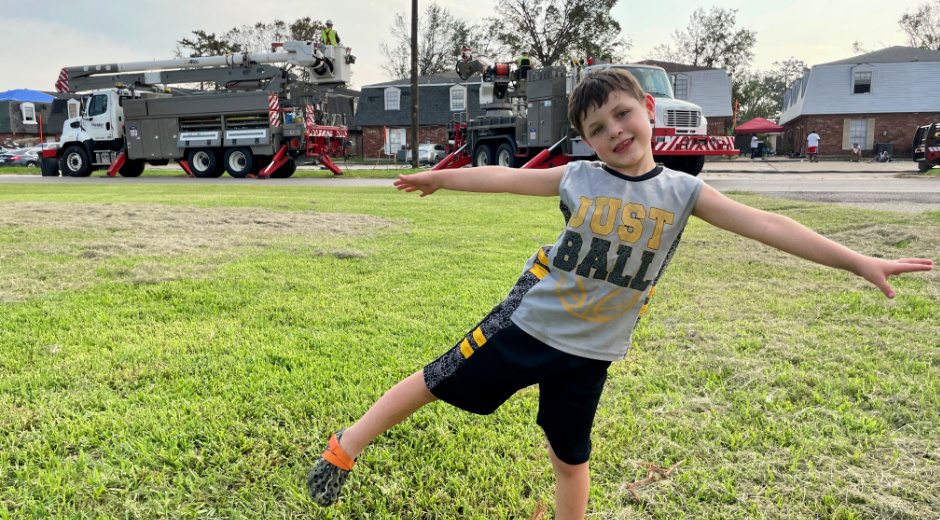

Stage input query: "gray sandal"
[{"left": 307, "top": 428, "right": 355, "bottom": 506}]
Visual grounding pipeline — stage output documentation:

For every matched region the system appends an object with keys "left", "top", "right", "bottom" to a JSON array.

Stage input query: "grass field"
[
  {"left": 0, "top": 183, "right": 937, "bottom": 519},
  {"left": 0, "top": 166, "right": 423, "bottom": 179}
]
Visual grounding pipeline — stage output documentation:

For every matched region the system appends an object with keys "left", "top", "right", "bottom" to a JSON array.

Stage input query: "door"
[
  {"left": 386, "top": 128, "right": 406, "bottom": 156},
  {"left": 84, "top": 93, "right": 113, "bottom": 142}
]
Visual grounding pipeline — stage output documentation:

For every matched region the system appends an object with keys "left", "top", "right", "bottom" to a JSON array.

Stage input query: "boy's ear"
[{"left": 645, "top": 94, "right": 656, "bottom": 123}]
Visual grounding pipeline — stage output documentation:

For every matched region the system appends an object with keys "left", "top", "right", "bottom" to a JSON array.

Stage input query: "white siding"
[
  {"left": 669, "top": 69, "right": 733, "bottom": 118},
  {"left": 780, "top": 61, "right": 940, "bottom": 124}
]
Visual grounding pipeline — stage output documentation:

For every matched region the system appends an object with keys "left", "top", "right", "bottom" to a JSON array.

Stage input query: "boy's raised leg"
[
  {"left": 548, "top": 443, "right": 590, "bottom": 520},
  {"left": 308, "top": 370, "right": 437, "bottom": 506},
  {"left": 338, "top": 370, "right": 438, "bottom": 458}
]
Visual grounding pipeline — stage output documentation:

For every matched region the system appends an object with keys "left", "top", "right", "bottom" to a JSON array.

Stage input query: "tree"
[
  {"left": 487, "top": 0, "right": 630, "bottom": 66},
  {"left": 174, "top": 30, "right": 242, "bottom": 58},
  {"left": 379, "top": 3, "right": 470, "bottom": 80},
  {"left": 770, "top": 57, "right": 806, "bottom": 90},
  {"left": 899, "top": 1, "right": 940, "bottom": 50},
  {"left": 651, "top": 7, "right": 756, "bottom": 77},
  {"left": 732, "top": 71, "right": 783, "bottom": 123},
  {"left": 223, "top": 19, "right": 327, "bottom": 54},
  {"left": 174, "top": 18, "right": 327, "bottom": 58}
]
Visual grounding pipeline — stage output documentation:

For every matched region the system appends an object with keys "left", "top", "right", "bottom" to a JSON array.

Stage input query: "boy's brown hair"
[{"left": 567, "top": 68, "right": 647, "bottom": 139}]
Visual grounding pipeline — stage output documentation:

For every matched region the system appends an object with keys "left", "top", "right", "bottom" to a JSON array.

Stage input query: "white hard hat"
[{"left": 326, "top": 19, "right": 333, "bottom": 25}]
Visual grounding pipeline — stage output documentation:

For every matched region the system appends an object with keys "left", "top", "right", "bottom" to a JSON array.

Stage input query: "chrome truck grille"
[{"left": 665, "top": 110, "right": 701, "bottom": 128}]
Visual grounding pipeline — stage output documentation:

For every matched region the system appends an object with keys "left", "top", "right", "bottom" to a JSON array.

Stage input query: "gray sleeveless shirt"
[{"left": 510, "top": 161, "right": 703, "bottom": 361}]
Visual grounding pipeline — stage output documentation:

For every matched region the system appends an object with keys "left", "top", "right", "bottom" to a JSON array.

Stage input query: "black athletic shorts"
[{"left": 423, "top": 322, "right": 610, "bottom": 465}]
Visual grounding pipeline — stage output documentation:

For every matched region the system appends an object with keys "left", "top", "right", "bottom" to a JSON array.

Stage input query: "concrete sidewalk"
[{"left": 703, "top": 157, "right": 915, "bottom": 175}]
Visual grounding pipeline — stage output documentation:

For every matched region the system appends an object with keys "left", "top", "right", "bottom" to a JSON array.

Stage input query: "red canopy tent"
[{"left": 734, "top": 117, "right": 784, "bottom": 134}]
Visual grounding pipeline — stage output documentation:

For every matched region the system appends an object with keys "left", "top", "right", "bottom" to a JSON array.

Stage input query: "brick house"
[
  {"left": 0, "top": 94, "right": 79, "bottom": 148},
  {"left": 639, "top": 60, "right": 734, "bottom": 136},
  {"left": 779, "top": 47, "right": 940, "bottom": 158},
  {"left": 355, "top": 72, "right": 485, "bottom": 159}
]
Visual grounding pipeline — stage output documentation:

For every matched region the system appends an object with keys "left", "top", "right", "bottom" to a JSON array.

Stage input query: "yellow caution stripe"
[{"left": 472, "top": 327, "right": 487, "bottom": 348}]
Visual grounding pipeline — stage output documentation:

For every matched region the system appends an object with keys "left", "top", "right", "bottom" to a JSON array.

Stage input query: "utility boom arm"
[{"left": 56, "top": 41, "right": 353, "bottom": 93}]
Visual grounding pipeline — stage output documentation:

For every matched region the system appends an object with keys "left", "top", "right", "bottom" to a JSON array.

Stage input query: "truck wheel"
[
  {"left": 224, "top": 147, "right": 254, "bottom": 178},
  {"left": 473, "top": 144, "right": 494, "bottom": 166},
  {"left": 118, "top": 159, "right": 145, "bottom": 177},
  {"left": 918, "top": 161, "right": 933, "bottom": 173},
  {"left": 187, "top": 148, "right": 218, "bottom": 178},
  {"left": 60, "top": 146, "right": 92, "bottom": 177},
  {"left": 269, "top": 159, "right": 297, "bottom": 178},
  {"left": 496, "top": 143, "right": 516, "bottom": 167},
  {"left": 661, "top": 155, "right": 705, "bottom": 176}
]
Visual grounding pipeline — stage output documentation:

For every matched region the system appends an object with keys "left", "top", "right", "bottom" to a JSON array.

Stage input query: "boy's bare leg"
[
  {"left": 548, "top": 443, "right": 590, "bottom": 520},
  {"left": 337, "top": 370, "right": 437, "bottom": 458}
]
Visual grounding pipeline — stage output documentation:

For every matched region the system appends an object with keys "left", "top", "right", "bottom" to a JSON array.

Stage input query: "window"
[
  {"left": 673, "top": 77, "right": 689, "bottom": 100},
  {"left": 88, "top": 95, "right": 108, "bottom": 116},
  {"left": 849, "top": 119, "right": 868, "bottom": 149},
  {"left": 853, "top": 71, "right": 872, "bottom": 94},
  {"left": 450, "top": 85, "right": 467, "bottom": 111},
  {"left": 384, "top": 87, "right": 400, "bottom": 111},
  {"left": 20, "top": 102, "right": 36, "bottom": 124}
]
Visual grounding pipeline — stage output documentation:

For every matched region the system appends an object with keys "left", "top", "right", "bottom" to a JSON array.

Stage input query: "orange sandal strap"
[{"left": 321, "top": 434, "right": 355, "bottom": 471}]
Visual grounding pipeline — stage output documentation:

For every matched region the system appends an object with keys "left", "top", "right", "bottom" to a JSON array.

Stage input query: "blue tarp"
[{"left": 0, "top": 89, "right": 55, "bottom": 102}]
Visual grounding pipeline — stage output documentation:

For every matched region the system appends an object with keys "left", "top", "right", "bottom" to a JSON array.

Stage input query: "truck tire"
[
  {"left": 496, "top": 143, "right": 516, "bottom": 167},
  {"left": 223, "top": 147, "right": 254, "bottom": 178},
  {"left": 918, "top": 161, "right": 933, "bottom": 173},
  {"left": 118, "top": 159, "right": 146, "bottom": 177},
  {"left": 60, "top": 146, "right": 92, "bottom": 177},
  {"left": 473, "top": 144, "right": 494, "bottom": 167},
  {"left": 269, "top": 159, "right": 297, "bottom": 178},
  {"left": 187, "top": 148, "right": 218, "bottom": 178},
  {"left": 660, "top": 155, "right": 705, "bottom": 176}
]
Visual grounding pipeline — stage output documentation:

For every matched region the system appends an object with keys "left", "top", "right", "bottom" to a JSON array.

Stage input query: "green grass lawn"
[
  {"left": 0, "top": 166, "right": 423, "bottom": 179},
  {"left": 0, "top": 185, "right": 937, "bottom": 519}
]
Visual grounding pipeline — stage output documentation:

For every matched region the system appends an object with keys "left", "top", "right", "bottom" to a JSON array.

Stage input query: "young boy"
[{"left": 305, "top": 68, "right": 932, "bottom": 518}]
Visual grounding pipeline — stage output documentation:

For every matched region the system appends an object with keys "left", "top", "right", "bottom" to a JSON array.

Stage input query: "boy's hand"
[
  {"left": 855, "top": 257, "right": 934, "bottom": 299},
  {"left": 394, "top": 171, "right": 441, "bottom": 197}
]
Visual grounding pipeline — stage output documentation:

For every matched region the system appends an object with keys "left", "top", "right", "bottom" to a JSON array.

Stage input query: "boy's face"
[{"left": 580, "top": 92, "right": 656, "bottom": 176}]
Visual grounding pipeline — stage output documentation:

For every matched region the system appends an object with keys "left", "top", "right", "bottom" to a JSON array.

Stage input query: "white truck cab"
[
  {"left": 60, "top": 89, "right": 128, "bottom": 145},
  {"left": 578, "top": 64, "right": 708, "bottom": 137}
]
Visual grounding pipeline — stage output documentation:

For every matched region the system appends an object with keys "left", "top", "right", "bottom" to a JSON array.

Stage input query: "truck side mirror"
[{"left": 70, "top": 121, "right": 80, "bottom": 129}]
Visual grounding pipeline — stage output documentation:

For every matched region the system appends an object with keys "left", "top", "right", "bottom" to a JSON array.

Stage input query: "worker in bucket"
[{"left": 322, "top": 20, "right": 341, "bottom": 46}]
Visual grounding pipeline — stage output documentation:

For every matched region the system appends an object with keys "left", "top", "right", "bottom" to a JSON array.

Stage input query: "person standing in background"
[{"left": 807, "top": 130, "right": 820, "bottom": 163}]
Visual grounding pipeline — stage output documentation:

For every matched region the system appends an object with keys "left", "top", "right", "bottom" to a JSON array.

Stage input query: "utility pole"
[{"left": 410, "top": 0, "right": 420, "bottom": 168}]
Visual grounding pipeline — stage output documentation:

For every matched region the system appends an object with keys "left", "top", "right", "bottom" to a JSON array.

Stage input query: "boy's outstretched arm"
[
  {"left": 393, "top": 165, "right": 565, "bottom": 197},
  {"left": 692, "top": 184, "right": 934, "bottom": 299}
]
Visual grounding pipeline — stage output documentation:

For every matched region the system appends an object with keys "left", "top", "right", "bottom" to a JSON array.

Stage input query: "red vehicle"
[{"left": 913, "top": 122, "right": 940, "bottom": 173}]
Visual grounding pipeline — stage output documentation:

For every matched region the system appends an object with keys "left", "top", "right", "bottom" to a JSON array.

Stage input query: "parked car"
[
  {"left": 0, "top": 147, "right": 42, "bottom": 168},
  {"left": 406, "top": 143, "right": 447, "bottom": 165}
]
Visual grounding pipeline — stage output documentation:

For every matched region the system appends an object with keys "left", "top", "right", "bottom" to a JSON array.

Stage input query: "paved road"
[{"left": 3, "top": 167, "right": 939, "bottom": 212}]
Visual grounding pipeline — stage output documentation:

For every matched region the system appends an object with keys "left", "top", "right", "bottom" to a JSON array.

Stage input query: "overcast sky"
[{"left": 0, "top": 0, "right": 924, "bottom": 93}]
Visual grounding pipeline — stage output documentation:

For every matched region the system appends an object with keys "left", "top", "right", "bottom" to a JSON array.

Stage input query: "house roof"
[
  {"left": 635, "top": 60, "right": 721, "bottom": 73},
  {"left": 363, "top": 71, "right": 481, "bottom": 89},
  {"left": 820, "top": 46, "right": 940, "bottom": 66},
  {"left": 326, "top": 87, "right": 360, "bottom": 98}
]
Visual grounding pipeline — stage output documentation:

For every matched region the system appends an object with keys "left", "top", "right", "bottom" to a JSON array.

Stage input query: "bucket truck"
[
  {"left": 434, "top": 47, "right": 738, "bottom": 176},
  {"left": 43, "top": 41, "right": 355, "bottom": 178}
]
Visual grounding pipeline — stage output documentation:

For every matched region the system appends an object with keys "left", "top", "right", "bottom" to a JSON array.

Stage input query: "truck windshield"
[{"left": 618, "top": 66, "right": 675, "bottom": 98}]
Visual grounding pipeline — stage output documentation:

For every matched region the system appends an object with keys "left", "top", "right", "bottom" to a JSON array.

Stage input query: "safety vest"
[
  {"left": 516, "top": 55, "right": 531, "bottom": 67},
  {"left": 322, "top": 28, "right": 338, "bottom": 46}
]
